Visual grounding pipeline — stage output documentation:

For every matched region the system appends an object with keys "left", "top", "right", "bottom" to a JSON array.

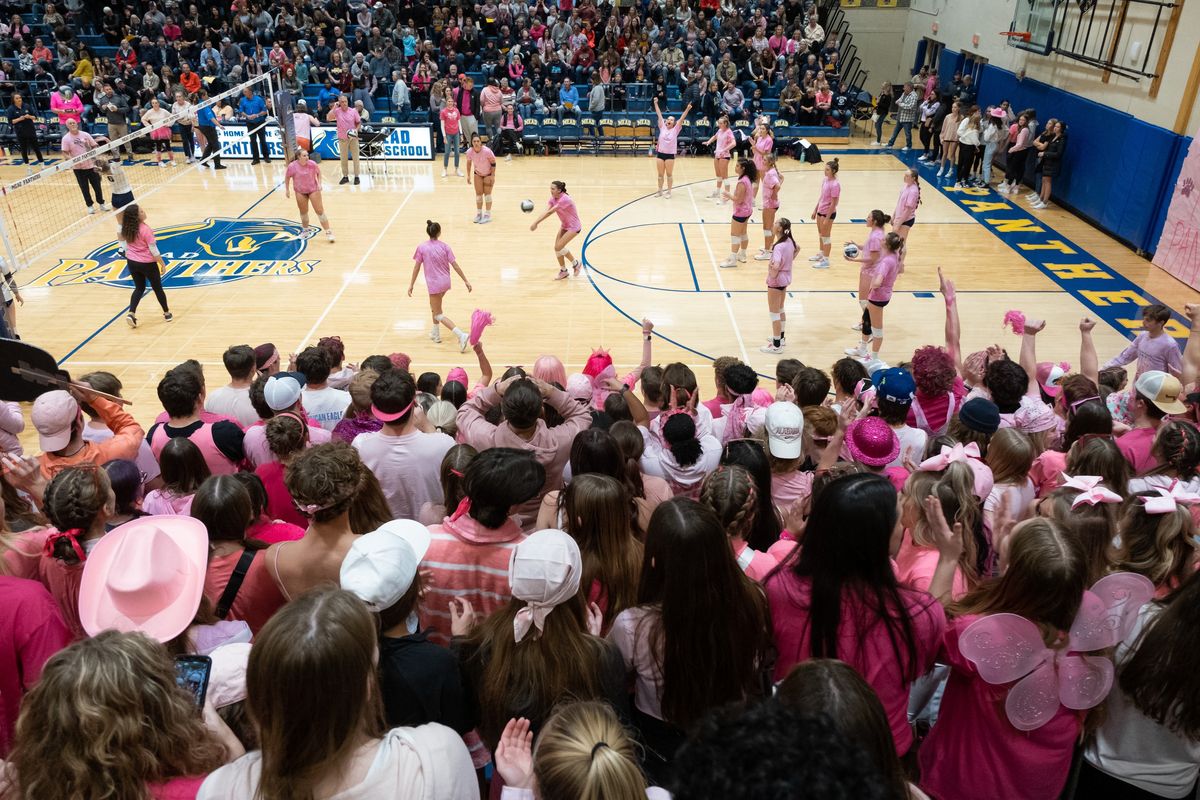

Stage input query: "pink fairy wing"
[
  {"left": 1057, "top": 654, "right": 1114, "bottom": 711},
  {"left": 468, "top": 309, "right": 495, "bottom": 346},
  {"left": 1005, "top": 661, "right": 1061, "bottom": 732},
  {"left": 1068, "top": 573, "right": 1156, "bottom": 652},
  {"left": 959, "top": 613, "right": 1050, "bottom": 685}
]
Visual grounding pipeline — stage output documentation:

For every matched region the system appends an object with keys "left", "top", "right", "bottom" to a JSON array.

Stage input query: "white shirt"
[
  {"left": 887, "top": 424, "right": 927, "bottom": 469},
  {"left": 302, "top": 386, "right": 352, "bottom": 431},
  {"left": 1084, "top": 603, "right": 1200, "bottom": 798},
  {"left": 204, "top": 385, "right": 259, "bottom": 428},
  {"left": 198, "top": 725, "right": 477, "bottom": 800}
]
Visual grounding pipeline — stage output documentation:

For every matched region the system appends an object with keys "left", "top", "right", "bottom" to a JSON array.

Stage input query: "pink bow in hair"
[
  {"left": 918, "top": 442, "right": 981, "bottom": 472},
  {"left": 1140, "top": 482, "right": 1200, "bottom": 515},
  {"left": 1061, "top": 474, "right": 1123, "bottom": 509}
]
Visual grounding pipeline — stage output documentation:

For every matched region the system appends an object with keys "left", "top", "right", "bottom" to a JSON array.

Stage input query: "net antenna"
[{"left": 0, "top": 68, "right": 278, "bottom": 276}]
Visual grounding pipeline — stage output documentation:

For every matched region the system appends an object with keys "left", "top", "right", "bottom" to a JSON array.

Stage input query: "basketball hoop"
[{"left": 1001, "top": 31, "right": 1032, "bottom": 43}]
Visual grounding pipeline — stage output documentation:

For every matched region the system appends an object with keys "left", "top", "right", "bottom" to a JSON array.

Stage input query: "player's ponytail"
[
  {"left": 827, "top": 157, "right": 840, "bottom": 174},
  {"left": 426, "top": 220, "right": 441, "bottom": 239},
  {"left": 868, "top": 209, "right": 891, "bottom": 228},
  {"left": 552, "top": 180, "right": 567, "bottom": 194},
  {"left": 774, "top": 217, "right": 796, "bottom": 252}
]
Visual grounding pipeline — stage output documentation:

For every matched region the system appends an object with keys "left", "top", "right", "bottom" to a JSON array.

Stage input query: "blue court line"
[
  {"left": 56, "top": 178, "right": 285, "bottom": 366},
  {"left": 679, "top": 223, "right": 700, "bottom": 291}
]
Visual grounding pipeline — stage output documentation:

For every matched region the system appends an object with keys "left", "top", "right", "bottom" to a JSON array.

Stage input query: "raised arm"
[
  {"left": 473, "top": 341, "right": 493, "bottom": 389},
  {"left": 939, "top": 267, "right": 964, "bottom": 377},
  {"left": 1183, "top": 303, "right": 1200, "bottom": 389},
  {"left": 1020, "top": 318, "right": 1044, "bottom": 398},
  {"left": 621, "top": 318, "right": 655, "bottom": 387},
  {"left": 1079, "top": 317, "right": 1099, "bottom": 388},
  {"left": 652, "top": 95, "right": 663, "bottom": 126}
]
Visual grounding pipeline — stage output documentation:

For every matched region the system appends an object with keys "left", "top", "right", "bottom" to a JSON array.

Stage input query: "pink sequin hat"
[{"left": 844, "top": 417, "right": 900, "bottom": 468}]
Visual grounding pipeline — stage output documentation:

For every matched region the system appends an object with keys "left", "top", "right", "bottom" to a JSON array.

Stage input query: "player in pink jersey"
[
  {"left": 751, "top": 118, "right": 774, "bottom": 177},
  {"left": 719, "top": 158, "right": 758, "bottom": 268},
  {"left": 844, "top": 210, "right": 890, "bottom": 331},
  {"left": 464, "top": 133, "right": 497, "bottom": 224},
  {"left": 703, "top": 115, "right": 736, "bottom": 201},
  {"left": 892, "top": 167, "right": 921, "bottom": 255},
  {"left": 847, "top": 231, "right": 904, "bottom": 362},
  {"left": 761, "top": 217, "right": 796, "bottom": 353},
  {"left": 754, "top": 152, "right": 784, "bottom": 260},
  {"left": 408, "top": 219, "right": 473, "bottom": 351},
  {"left": 284, "top": 149, "right": 335, "bottom": 243},
  {"left": 652, "top": 97, "right": 692, "bottom": 198},
  {"left": 530, "top": 180, "right": 583, "bottom": 280},
  {"left": 810, "top": 157, "right": 841, "bottom": 270}
]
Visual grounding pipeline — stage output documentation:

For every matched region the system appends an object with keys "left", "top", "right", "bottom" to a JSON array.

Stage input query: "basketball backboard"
[{"left": 1009, "top": 0, "right": 1057, "bottom": 55}]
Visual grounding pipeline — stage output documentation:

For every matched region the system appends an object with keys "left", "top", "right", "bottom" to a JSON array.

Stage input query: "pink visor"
[{"left": 372, "top": 400, "right": 415, "bottom": 422}]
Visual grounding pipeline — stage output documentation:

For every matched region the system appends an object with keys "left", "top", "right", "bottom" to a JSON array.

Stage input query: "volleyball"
[
  {"left": 844, "top": 243, "right": 860, "bottom": 258},
  {"left": 521, "top": 199, "right": 535, "bottom": 213}
]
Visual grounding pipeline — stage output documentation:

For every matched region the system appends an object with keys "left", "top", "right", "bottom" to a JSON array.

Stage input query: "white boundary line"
[
  {"left": 686, "top": 185, "right": 749, "bottom": 363},
  {"left": 294, "top": 186, "right": 415, "bottom": 351}
]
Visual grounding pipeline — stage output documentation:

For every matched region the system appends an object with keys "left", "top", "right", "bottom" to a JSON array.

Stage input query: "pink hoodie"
[{"left": 456, "top": 386, "right": 591, "bottom": 528}]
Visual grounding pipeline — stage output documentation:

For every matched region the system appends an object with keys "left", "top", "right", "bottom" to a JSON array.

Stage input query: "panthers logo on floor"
[{"left": 25, "top": 217, "right": 321, "bottom": 289}]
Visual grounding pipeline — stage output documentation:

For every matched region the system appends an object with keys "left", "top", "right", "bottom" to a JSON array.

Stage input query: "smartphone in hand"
[{"left": 174, "top": 654, "right": 213, "bottom": 710}]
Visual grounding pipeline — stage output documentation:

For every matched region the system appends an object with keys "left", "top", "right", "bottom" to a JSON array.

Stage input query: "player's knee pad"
[
  {"left": 434, "top": 314, "right": 445, "bottom": 323},
  {"left": 821, "top": 236, "right": 832, "bottom": 245},
  {"left": 871, "top": 327, "right": 884, "bottom": 339},
  {"left": 317, "top": 214, "right": 329, "bottom": 224},
  {"left": 556, "top": 247, "right": 571, "bottom": 257},
  {"left": 300, "top": 213, "right": 310, "bottom": 226},
  {"left": 769, "top": 312, "right": 782, "bottom": 321},
  {"left": 859, "top": 300, "right": 869, "bottom": 311},
  {"left": 730, "top": 236, "right": 741, "bottom": 247},
  {"left": 484, "top": 194, "right": 492, "bottom": 203}
]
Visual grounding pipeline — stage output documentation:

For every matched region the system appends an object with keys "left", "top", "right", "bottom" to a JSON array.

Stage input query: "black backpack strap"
[{"left": 215, "top": 548, "right": 258, "bottom": 620}]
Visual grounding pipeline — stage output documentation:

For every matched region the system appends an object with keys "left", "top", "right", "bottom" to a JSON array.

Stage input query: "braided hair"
[
  {"left": 699, "top": 465, "right": 759, "bottom": 544},
  {"left": 44, "top": 466, "right": 112, "bottom": 565}
]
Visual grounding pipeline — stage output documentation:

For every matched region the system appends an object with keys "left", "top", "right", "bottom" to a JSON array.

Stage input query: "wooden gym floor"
[{"left": 3, "top": 130, "right": 1195, "bottom": 444}]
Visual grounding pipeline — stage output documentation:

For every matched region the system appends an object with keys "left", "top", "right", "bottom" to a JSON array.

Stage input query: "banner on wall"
[
  {"left": 214, "top": 125, "right": 433, "bottom": 161},
  {"left": 1152, "top": 131, "right": 1200, "bottom": 290}
]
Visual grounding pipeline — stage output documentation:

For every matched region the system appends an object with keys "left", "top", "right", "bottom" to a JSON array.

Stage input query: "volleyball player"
[
  {"left": 284, "top": 148, "right": 335, "bottom": 243},
  {"left": 755, "top": 152, "right": 783, "bottom": 260},
  {"left": 652, "top": 97, "right": 692, "bottom": 198},
  {"left": 409, "top": 219, "right": 473, "bottom": 351},
  {"left": 761, "top": 217, "right": 796, "bottom": 353},
  {"left": 703, "top": 115, "right": 736, "bottom": 201},
  {"left": 464, "top": 134, "right": 497, "bottom": 224},
  {"left": 720, "top": 158, "right": 758, "bottom": 268},
  {"left": 810, "top": 157, "right": 840, "bottom": 270},
  {"left": 530, "top": 180, "right": 583, "bottom": 280},
  {"left": 118, "top": 204, "right": 172, "bottom": 327}
]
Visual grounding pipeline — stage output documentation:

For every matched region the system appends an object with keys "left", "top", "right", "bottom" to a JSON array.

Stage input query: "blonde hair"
[
  {"left": 987, "top": 428, "right": 1035, "bottom": 485},
  {"left": 346, "top": 368, "right": 380, "bottom": 413},
  {"left": 9, "top": 631, "right": 227, "bottom": 800},
  {"left": 902, "top": 461, "right": 979, "bottom": 586},
  {"left": 534, "top": 701, "right": 647, "bottom": 800},
  {"left": 1114, "top": 494, "right": 1197, "bottom": 590},
  {"left": 426, "top": 399, "right": 458, "bottom": 436}
]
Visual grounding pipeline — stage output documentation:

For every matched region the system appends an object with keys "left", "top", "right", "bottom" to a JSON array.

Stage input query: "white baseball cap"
[
  {"left": 1134, "top": 370, "right": 1186, "bottom": 416},
  {"left": 340, "top": 520, "right": 432, "bottom": 611},
  {"left": 765, "top": 402, "right": 804, "bottom": 460},
  {"left": 263, "top": 374, "right": 303, "bottom": 411}
]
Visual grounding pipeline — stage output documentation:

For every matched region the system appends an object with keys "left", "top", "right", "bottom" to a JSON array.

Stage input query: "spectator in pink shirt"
[{"left": 49, "top": 84, "right": 82, "bottom": 124}]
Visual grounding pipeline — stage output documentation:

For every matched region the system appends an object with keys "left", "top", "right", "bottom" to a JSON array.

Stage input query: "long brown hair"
[
  {"left": 118, "top": 203, "right": 142, "bottom": 244},
  {"left": 777, "top": 660, "right": 913, "bottom": 800},
  {"left": 1042, "top": 487, "right": 1118, "bottom": 586},
  {"left": 561, "top": 474, "right": 643, "bottom": 628},
  {"left": 952, "top": 518, "right": 1087, "bottom": 646},
  {"left": 1118, "top": 570, "right": 1200, "bottom": 739},
  {"left": 248, "top": 587, "right": 384, "bottom": 800},
  {"left": 9, "top": 631, "right": 227, "bottom": 800},
  {"left": 637, "top": 497, "right": 771, "bottom": 728},
  {"left": 465, "top": 591, "right": 610, "bottom": 749}
]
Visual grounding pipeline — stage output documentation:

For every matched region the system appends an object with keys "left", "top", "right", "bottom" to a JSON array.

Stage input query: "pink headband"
[
  {"left": 372, "top": 399, "right": 415, "bottom": 423},
  {"left": 1061, "top": 474, "right": 1123, "bottom": 509},
  {"left": 1140, "top": 482, "right": 1200, "bottom": 515}
]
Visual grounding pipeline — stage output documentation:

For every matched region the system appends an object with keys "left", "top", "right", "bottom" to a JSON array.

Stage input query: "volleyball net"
[{"left": 0, "top": 69, "right": 277, "bottom": 274}]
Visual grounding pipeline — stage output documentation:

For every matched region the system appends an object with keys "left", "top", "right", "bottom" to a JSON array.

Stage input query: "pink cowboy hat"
[{"left": 78, "top": 516, "right": 208, "bottom": 643}]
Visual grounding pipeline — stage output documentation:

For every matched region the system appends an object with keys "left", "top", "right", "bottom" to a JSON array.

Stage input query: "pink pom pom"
[
  {"left": 1002, "top": 310, "right": 1026, "bottom": 335},
  {"left": 468, "top": 309, "right": 494, "bottom": 346}
]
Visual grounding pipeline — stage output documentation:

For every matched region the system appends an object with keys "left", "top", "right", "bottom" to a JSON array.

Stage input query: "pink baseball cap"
[
  {"left": 78, "top": 516, "right": 208, "bottom": 643},
  {"left": 446, "top": 367, "right": 469, "bottom": 386},
  {"left": 1035, "top": 361, "right": 1070, "bottom": 398},
  {"left": 31, "top": 389, "right": 80, "bottom": 452},
  {"left": 565, "top": 373, "right": 592, "bottom": 402},
  {"left": 844, "top": 417, "right": 900, "bottom": 468}
]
